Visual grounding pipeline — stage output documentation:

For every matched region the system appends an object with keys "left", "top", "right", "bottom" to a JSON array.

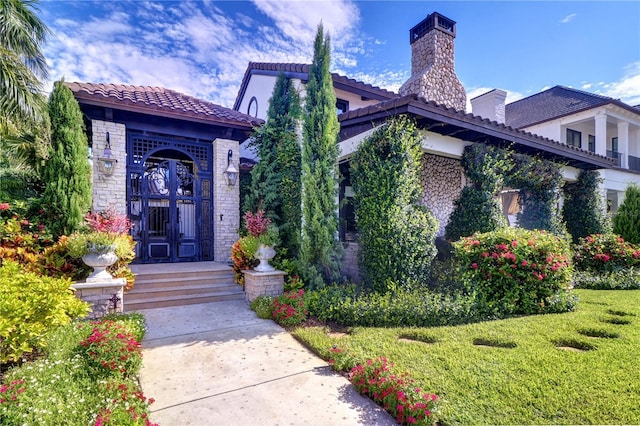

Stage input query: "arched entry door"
[{"left": 129, "top": 146, "right": 211, "bottom": 263}]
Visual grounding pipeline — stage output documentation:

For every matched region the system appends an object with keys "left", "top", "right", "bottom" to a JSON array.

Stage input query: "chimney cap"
[{"left": 409, "top": 12, "right": 456, "bottom": 44}]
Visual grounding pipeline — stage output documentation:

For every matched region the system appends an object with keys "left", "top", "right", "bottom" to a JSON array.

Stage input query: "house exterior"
[
  {"left": 501, "top": 86, "right": 640, "bottom": 211},
  {"left": 234, "top": 11, "right": 618, "bottom": 280},
  {"left": 67, "top": 82, "right": 262, "bottom": 264}
]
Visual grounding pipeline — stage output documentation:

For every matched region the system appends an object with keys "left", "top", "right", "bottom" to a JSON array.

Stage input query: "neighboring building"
[
  {"left": 502, "top": 86, "right": 640, "bottom": 211},
  {"left": 234, "top": 11, "right": 618, "bottom": 280},
  {"left": 67, "top": 82, "right": 262, "bottom": 264}
]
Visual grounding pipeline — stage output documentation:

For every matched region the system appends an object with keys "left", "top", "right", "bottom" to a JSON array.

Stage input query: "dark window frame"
[
  {"left": 336, "top": 99, "right": 349, "bottom": 115},
  {"left": 588, "top": 134, "right": 596, "bottom": 152},
  {"left": 566, "top": 128, "right": 582, "bottom": 148}
]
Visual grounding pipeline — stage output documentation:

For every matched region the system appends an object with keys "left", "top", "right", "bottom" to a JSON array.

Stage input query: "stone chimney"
[
  {"left": 470, "top": 89, "right": 507, "bottom": 123},
  {"left": 399, "top": 12, "right": 467, "bottom": 111}
]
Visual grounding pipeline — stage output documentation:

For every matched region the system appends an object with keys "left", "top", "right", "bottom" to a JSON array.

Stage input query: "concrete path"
[{"left": 138, "top": 301, "right": 395, "bottom": 425}]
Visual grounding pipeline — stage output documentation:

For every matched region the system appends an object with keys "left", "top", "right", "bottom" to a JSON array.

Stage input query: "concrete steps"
[{"left": 124, "top": 262, "right": 244, "bottom": 311}]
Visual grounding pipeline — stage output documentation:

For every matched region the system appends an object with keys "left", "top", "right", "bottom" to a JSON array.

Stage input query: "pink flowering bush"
[
  {"left": 455, "top": 227, "right": 574, "bottom": 316},
  {"left": 573, "top": 233, "right": 640, "bottom": 273},
  {"left": 349, "top": 357, "right": 439, "bottom": 425},
  {"left": 77, "top": 320, "right": 142, "bottom": 378},
  {"left": 271, "top": 289, "right": 307, "bottom": 327}
]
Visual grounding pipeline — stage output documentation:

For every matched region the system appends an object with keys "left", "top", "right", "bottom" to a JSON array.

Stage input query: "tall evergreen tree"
[
  {"left": 300, "top": 24, "right": 343, "bottom": 287},
  {"left": 40, "top": 81, "right": 92, "bottom": 237},
  {"left": 562, "top": 169, "right": 610, "bottom": 243},
  {"left": 244, "top": 72, "right": 302, "bottom": 256},
  {"left": 613, "top": 184, "right": 640, "bottom": 244}
]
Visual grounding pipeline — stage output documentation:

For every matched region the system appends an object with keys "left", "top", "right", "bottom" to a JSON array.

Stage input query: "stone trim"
[
  {"left": 213, "top": 138, "right": 240, "bottom": 262},
  {"left": 91, "top": 120, "right": 127, "bottom": 214},
  {"left": 72, "top": 278, "right": 126, "bottom": 319}
]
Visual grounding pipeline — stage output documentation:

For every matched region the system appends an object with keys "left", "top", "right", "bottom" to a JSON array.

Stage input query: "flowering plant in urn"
[{"left": 244, "top": 210, "right": 279, "bottom": 272}]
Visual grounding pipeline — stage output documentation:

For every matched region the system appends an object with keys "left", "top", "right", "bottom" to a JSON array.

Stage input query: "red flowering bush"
[
  {"left": 349, "top": 357, "right": 438, "bottom": 425},
  {"left": 94, "top": 381, "right": 157, "bottom": 426},
  {"left": 85, "top": 207, "right": 133, "bottom": 234},
  {"left": 455, "top": 227, "right": 573, "bottom": 316},
  {"left": 244, "top": 210, "right": 271, "bottom": 237},
  {"left": 573, "top": 233, "right": 640, "bottom": 273},
  {"left": 77, "top": 320, "right": 142, "bottom": 378},
  {"left": 271, "top": 289, "right": 307, "bottom": 327}
]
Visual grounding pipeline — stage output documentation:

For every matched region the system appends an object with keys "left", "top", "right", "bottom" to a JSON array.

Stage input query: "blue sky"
[{"left": 39, "top": 1, "right": 640, "bottom": 111}]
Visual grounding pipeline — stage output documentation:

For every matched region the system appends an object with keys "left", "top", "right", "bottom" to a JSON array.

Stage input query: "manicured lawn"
[{"left": 293, "top": 290, "right": 640, "bottom": 425}]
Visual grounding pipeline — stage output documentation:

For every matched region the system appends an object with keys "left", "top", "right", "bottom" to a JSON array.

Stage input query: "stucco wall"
[
  {"left": 213, "top": 138, "right": 240, "bottom": 262},
  {"left": 91, "top": 120, "right": 127, "bottom": 214},
  {"left": 420, "top": 153, "right": 465, "bottom": 237}
]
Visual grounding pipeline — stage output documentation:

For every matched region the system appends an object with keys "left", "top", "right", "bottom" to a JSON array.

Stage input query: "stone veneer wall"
[
  {"left": 420, "top": 153, "right": 465, "bottom": 237},
  {"left": 399, "top": 28, "right": 466, "bottom": 111},
  {"left": 213, "top": 138, "right": 240, "bottom": 262},
  {"left": 91, "top": 120, "right": 127, "bottom": 214}
]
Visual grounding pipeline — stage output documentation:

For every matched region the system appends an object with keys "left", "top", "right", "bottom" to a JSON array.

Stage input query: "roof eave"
[{"left": 73, "top": 93, "right": 261, "bottom": 131}]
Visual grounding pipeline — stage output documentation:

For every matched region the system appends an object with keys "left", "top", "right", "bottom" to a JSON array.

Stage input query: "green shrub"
[
  {"left": 271, "top": 290, "right": 307, "bottom": 327},
  {"left": 351, "top": 116, "right": 438, "bottom": 292},
  {"left": 454, "top": 228, "right": 574, "bottom": 316},
  {"left": 0, "top": 261, "right": 89, "bottom": 363},
  {"left": 562, "top": 170, "right": 610, "bottom": 243},
  {"left": 573, "top": 233, "right": 640, "bottom": 273},
  {"left": 305, "top": 284, "right": 478, "bottom": 327},
  {"left": 573, "top": 269, "right": 640, "bottom": 290},
  {"left": 250, "top": 295, "right": 275, "bottom": 319},
  {"left": 613, "top": 184, "right": 640, "bottom": 244}
]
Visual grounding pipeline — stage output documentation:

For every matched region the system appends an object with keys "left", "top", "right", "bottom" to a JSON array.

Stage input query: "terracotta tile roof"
[
  {"left": 233, "top": 62, "right": 397, "bottom": 111},
  {"left": 339, "top": 94, "right": 615, "bottom": 170},
  {"left": 66, "top": 82, "right": 262, "bottom": 128},
  {"left": 505, "top": 85, "right": 640, "bottom": 129}
]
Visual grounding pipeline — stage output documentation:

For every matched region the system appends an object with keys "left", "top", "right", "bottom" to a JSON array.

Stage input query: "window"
[
  {"left": 566, "top": 129, "right": 581, "bottom": 148},
  {"left": 247, "top": 97, "right": 258, "bottom": 117},
  {"left": 612, "top": 137, "right": 619, "bottom": 153},
  {"left": 588, "top": 135, "right": 596, "bottom": 152},
  {"left": 336, "top": 99, "right": 349, "bottom": 115}
]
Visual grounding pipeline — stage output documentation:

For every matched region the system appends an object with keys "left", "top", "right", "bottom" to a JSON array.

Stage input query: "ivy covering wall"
[
  {"left": 562, "top": 169, "right": 610, "bottom": 243},
  {"left": 351, "top": 116, "right": 438, "bottom": 292}
]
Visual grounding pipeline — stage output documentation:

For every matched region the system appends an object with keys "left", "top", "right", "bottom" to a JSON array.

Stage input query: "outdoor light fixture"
[
  {"left": 97, "top": 131, "right": 117, "bottom": 176},
  {"left": 223, "top": 149, "right": 239, "bottom": 186}
]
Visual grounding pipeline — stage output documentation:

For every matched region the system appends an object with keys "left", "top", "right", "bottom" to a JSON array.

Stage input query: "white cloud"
[
  {"left": 597, "top": 61, "right": 640, "bottom": 106},
  {"left": 251, "top": 0, "right": 360, "bottom": 46},
  {"left": 561, "top": 13, "right": 576, "bottom": 24}
]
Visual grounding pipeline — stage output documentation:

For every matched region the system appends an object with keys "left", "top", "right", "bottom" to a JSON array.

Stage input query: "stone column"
[
  {"left": 595, "top": 113, "right": 608, "bottom": 158},
  {"left": 618, "top": 121, "right": 630, "bottom": 169},
  {"left": 213, "top": 138, "right": 240, "bottom": 263},
  {"left": 91, "top": 120, "right": 127, "bottom": 214}
]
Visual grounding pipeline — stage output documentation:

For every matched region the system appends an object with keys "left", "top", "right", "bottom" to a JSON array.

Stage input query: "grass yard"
[{"left": 293, "top": 290, "right": 640, "bottom": 425}]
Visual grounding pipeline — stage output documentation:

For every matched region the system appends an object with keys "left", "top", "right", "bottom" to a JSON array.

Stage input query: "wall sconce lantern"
[
  {"left": 97, "top": 132, "right": 117, "bottom": 176},
  {"left": 223, "top": 149, "right": 239, "bottom": 186}
]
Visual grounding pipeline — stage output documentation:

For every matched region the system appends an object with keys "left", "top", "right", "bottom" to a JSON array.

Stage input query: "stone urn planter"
[
  {"left": 82, "top": 249, "right": 118, "bottom": 281},
  {"left": 254, "top": 244, "right": 276, "bottom": 272}
]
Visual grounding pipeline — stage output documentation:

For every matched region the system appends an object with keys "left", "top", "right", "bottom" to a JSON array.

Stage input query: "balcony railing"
[
  {"left": 607, "top": 150, "right": 622, "bottom": 167},
  {"left": 629, "top": 155, "right": 640, "bottom": 172}
]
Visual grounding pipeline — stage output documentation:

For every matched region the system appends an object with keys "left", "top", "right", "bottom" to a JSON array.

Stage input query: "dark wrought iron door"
[{"left": 132, "top": 157, "right": 198, "bottom": 262}]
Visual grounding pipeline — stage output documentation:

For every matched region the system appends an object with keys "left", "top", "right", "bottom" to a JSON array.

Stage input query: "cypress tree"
[
  {"left": 613, "top": 184, "right": 640, "bottom": 244},
  {"left": 40, "top": 81, "right": 92, "bottom": 237},
  {"left": 562, "top": 169, "right": 610, "bottom": 243},
  {"left": 300, "top": 24, "right": 343, "bottom": 287},
  {"left": 244, "top": 72, "right": 302, "bottom": 256}
]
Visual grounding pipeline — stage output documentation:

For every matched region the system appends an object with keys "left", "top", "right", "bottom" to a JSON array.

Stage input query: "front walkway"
[{"left": 137, "top": 300, "right": 395, "bottom": 425}]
